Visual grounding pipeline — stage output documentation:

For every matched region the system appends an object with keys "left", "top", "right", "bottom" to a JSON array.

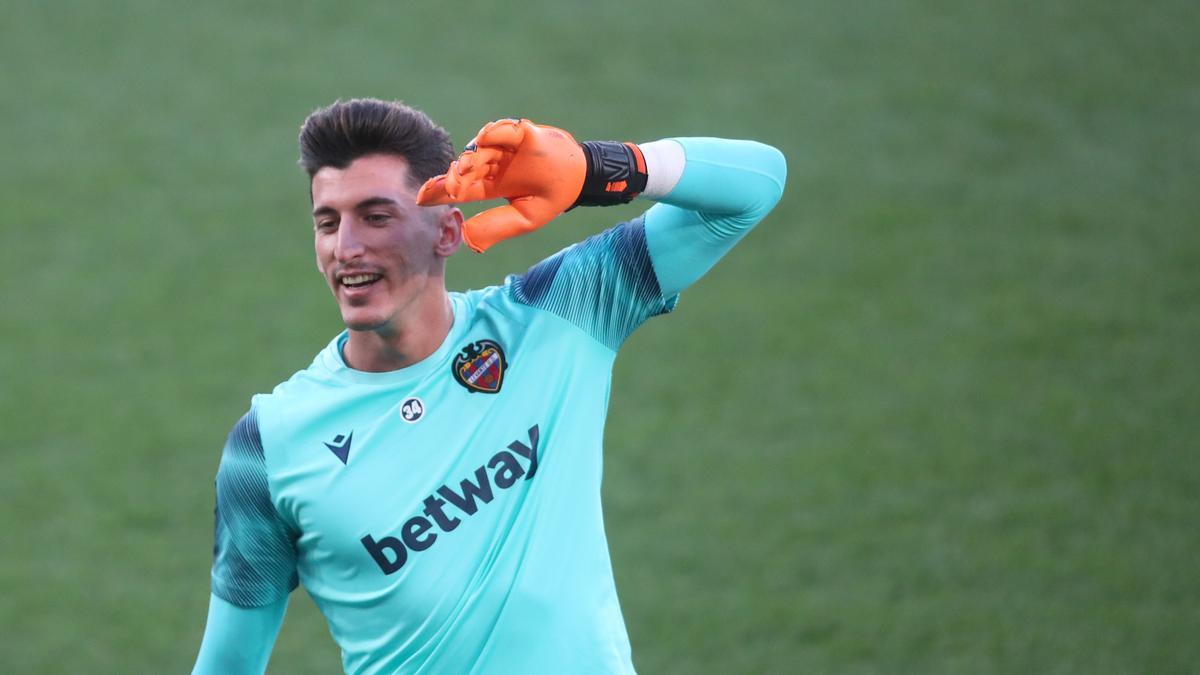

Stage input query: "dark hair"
[{"left": 298, "top": 99, "right": 454, "bottom": 188}]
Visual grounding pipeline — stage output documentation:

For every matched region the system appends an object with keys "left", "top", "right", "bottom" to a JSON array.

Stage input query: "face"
[{"left": 311, "top": 154, "right": 461, "bottom": 332}]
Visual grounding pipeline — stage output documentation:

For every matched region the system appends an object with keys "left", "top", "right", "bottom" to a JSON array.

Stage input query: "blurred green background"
[{"left": 2, "top": 0, "right": 1198, "bottom": 672}]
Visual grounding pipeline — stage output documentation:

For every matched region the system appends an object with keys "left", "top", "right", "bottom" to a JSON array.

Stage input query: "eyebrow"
[{"left": 312, "top": 196, "right": 401, "bottom": 218}]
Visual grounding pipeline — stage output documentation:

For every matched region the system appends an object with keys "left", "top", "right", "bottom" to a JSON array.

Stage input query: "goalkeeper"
[{"left": 192, "top": 101, "right": 785, "bottom": 674}]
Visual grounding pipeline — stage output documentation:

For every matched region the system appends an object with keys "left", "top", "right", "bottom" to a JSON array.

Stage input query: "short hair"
[{"left": 298, "top": 99, "right": 454, "bottom": 189}]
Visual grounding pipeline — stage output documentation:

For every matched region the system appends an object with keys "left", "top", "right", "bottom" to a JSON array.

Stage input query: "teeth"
[{"left": 341, "top": 274, "right": 379, "bottom": 287}]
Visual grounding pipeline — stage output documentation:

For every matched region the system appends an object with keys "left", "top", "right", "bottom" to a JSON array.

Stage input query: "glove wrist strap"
[{"left": 573, "top": 141, "right": 649, "bottom": 208}]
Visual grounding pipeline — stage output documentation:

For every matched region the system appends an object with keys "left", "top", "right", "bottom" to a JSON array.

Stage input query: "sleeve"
[
  {"left": 640, "top": 137, "right": 787, "bottom": 298},
  {"left": 507, "top": 217, "right": 677, "bottom": 351},
  {"left": 211, "top": 407, "right": 299, "bottom": 608},
  {"left": 192, "top": 593, "right": 288, "bottom": 675}
]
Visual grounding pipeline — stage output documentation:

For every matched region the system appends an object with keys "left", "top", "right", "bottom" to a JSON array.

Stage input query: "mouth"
[{"left": 338, "top": 269, "right": 384, "bottom": 288}]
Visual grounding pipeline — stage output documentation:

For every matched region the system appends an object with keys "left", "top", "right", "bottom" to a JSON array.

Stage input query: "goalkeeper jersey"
[{"left": 213, "top": 218, "right": 675, "bottom": 674}]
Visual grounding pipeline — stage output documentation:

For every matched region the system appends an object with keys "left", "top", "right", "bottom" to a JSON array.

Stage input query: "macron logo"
[
  {"left": 361, "top": 424, "right": 540, "bottom": 574},
  {"left": 324, "top": 432, "right": 353, "bottom": 465}
]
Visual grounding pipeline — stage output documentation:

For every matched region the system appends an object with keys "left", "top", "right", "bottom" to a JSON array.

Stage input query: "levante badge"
[{"left": 451, "top": 339, "right": 507, "bottom": 394}]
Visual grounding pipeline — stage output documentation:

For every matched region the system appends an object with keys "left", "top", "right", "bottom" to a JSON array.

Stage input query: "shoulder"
[
  {"left": 250, "top": 333, "right": 351, "bottom": 411},
  {"left": 220, "top": 407, "right": 265, "bottom": 468},
  {"left": 505, "top": 217, "right": 656, "bottom": 307},
  {"left": 235, "top": 334, "right": 352, "bottom": 462},
  {"left": 454, "top": 281, "right": 565, "bottom": 333},
  {"left": 495, "top": 217, "right": 675, "bottom": 350}
]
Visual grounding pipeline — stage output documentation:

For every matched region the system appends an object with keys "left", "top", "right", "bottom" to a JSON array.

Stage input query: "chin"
[{"left": 340, "top": 307, "right": 394, "bottom": 333}]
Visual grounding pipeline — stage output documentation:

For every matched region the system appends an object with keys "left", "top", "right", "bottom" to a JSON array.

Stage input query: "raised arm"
[
  {"left": 638, "top": 138, "right": 787, "bottom": 297},
  {"left": 415, "top": 119, "right": 786, "bottom": 265}
]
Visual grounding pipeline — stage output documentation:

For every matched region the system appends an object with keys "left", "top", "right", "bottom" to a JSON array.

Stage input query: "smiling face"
[{"left": 311, "top": 153, "right": 462, "bottom": 333}]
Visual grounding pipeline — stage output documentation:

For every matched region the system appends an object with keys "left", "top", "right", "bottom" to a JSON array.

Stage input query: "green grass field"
[{"left": 2, "top": 0, "right": 1198, "bottom": 672}]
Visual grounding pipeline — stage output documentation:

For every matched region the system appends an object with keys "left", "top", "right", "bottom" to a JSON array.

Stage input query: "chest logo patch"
[{"left": 451, "top": 339, "right": 507, "bottom": 394}]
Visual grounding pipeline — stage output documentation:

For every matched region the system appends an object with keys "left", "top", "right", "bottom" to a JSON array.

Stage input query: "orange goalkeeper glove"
[{"left": 416, "top": 118, "right": 648, "bottom": 253}]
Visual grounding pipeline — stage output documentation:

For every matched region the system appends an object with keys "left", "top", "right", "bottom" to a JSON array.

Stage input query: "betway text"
[{"left": 361, "top": 424, "right": 540, "bottom": 574}]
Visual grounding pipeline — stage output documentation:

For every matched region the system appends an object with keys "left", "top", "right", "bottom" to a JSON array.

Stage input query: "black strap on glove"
[{"left": 572, "top": 141, "right": 649, "bottom": 208}]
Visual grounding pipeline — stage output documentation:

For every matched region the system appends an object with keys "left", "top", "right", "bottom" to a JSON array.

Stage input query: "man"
[{"left": 193, "top": 99, "right": 785, "bottom": 674}]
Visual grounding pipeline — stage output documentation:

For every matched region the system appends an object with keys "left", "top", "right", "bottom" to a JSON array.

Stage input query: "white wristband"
[{"left": 637, "top": 139, "right": 686, "bottom": 200}]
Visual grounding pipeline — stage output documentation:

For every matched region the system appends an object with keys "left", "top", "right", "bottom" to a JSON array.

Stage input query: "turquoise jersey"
[
  {"left": 214, "top": 220, "right": 674, "bottom": 674},
  {"left": 206, "top": 137, "right": 787, "bottom": 674}
]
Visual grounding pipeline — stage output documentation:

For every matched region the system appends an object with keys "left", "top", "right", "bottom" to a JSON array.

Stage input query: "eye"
[
  {"left": 365, "top": 213, "right": 391, "bottom": 224},
  {"left": 315, "top": 219, "right": 337, "bottom": 232}
]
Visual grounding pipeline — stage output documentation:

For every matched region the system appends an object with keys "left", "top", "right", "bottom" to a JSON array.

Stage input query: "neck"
[{"left": 342, "top": 291, "right": 454, "bottom": 372}]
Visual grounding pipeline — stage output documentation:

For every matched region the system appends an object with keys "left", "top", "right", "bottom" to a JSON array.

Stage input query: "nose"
[{"left": 335, "top": 218, "right": 367, "bottom": 261}]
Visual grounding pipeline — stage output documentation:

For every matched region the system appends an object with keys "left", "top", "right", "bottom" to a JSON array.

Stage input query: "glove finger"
[
  {"left": 443, "top": 169, "right": 492, "bottom": 203},
  {"left": 470, "top": 146, "right": 508, "bottom": 167},
  {"left": 451, "top": 150, "right": 479, "bottom": 176},
  {"left": 455, "top": 146, "right": 507, "bottom": 182},
  {"left": 473, "top": 118, "right": 527, "bottom": 151},
  {"left": 461, "top": 202, "right": 547, "bottom": 253},
  {"left": 415, "top": 175, "right": 453, "bottom": 205},
  {"left": 508, "top": 195, "right": 558, "bottom": 223}
]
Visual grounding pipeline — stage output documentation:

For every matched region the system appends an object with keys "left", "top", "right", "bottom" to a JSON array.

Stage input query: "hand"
[{"left": 416, "top": 119, "right": 587, "bottom": 253}]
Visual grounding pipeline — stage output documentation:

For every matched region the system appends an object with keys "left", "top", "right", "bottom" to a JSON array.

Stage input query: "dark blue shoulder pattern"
[
  {"left": 507, "top": 217, "right": 675, "bottom": 350},
  {"left": 211, "top": 408, "right": 299, "bottom": 607}
]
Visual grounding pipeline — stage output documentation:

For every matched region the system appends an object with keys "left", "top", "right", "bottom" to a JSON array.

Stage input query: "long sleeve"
[
  {"left": 195, "top": 407, "right": 298, "bottom": 672},
  {"left": 211, "top": 408, "right": 299, "bottom": 607},
  {"left": 192, "top": 593, "right": 288, "bottom": 675},
  {"left": 639, "top": 137, "right": 787, "bottom": 297}
]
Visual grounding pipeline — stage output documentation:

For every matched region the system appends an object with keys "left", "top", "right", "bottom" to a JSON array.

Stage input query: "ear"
[{"left": 433, "top": 206, "right": 464, "bottom": 258}]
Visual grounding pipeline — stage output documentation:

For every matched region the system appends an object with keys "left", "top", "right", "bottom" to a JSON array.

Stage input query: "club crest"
[{"left": 451, "top": 339, "right": 507, "bottom": 394}]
